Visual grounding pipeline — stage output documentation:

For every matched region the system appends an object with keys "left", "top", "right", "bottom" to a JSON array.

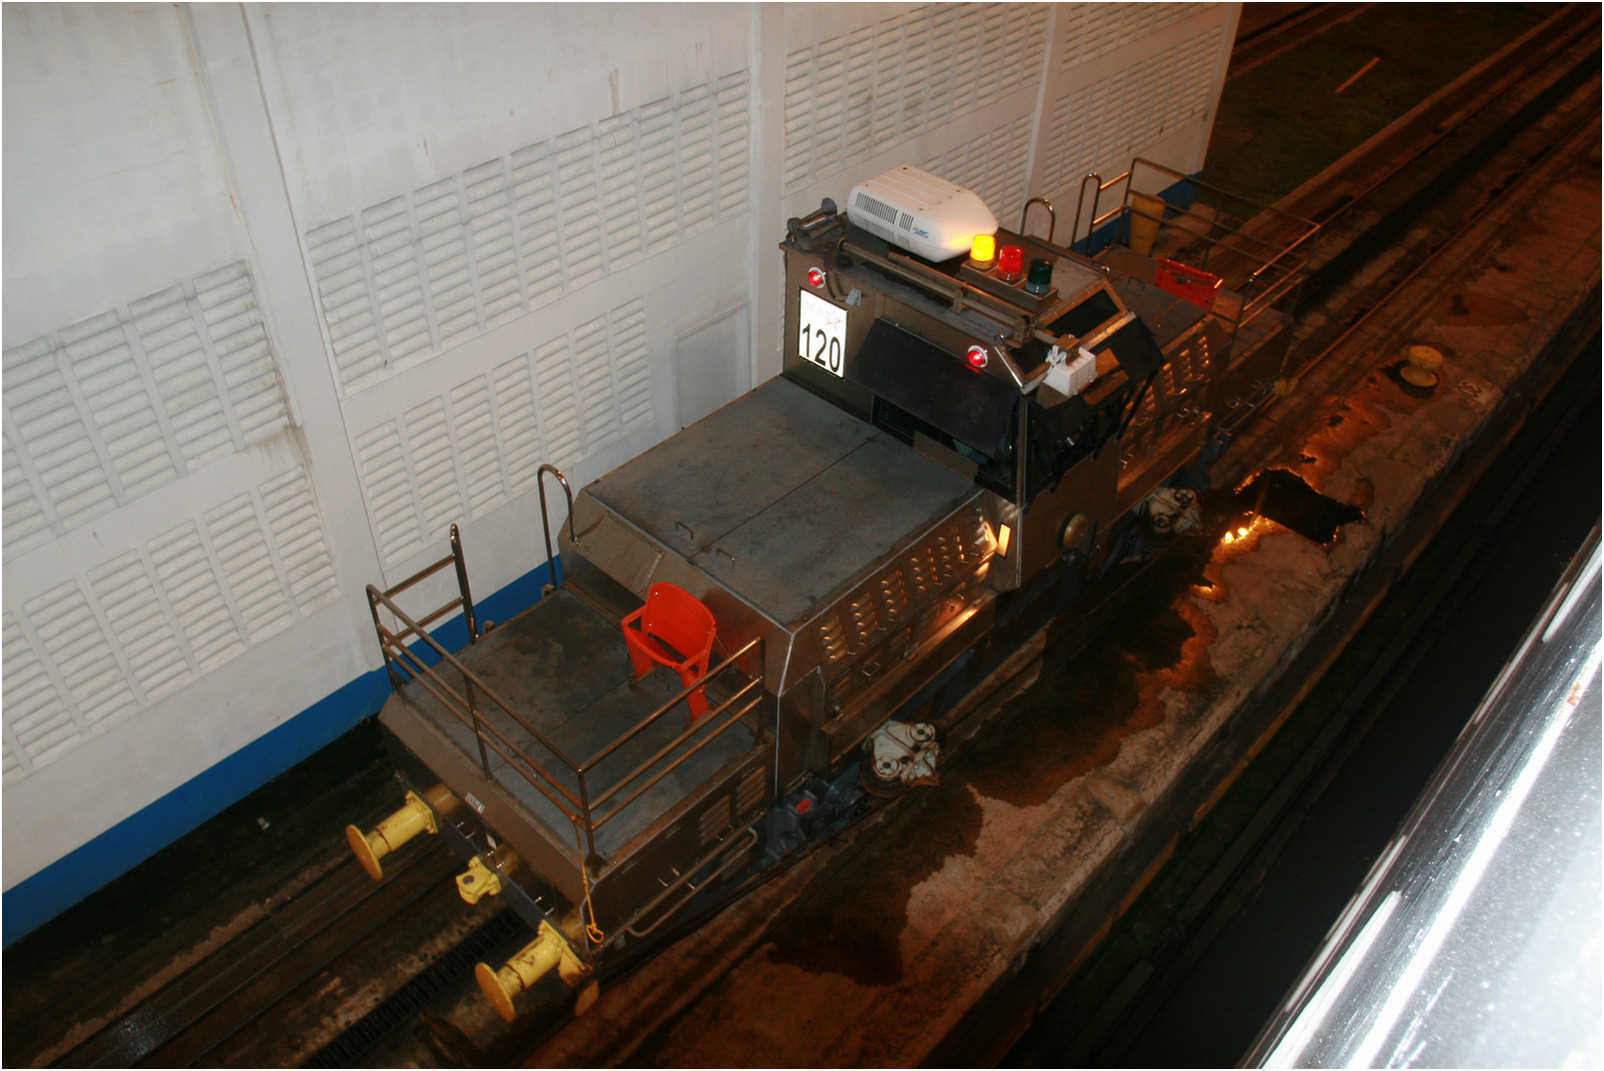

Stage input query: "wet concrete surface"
[{"left": 763, "top": 547, "right": 1224, "bottom": 991}]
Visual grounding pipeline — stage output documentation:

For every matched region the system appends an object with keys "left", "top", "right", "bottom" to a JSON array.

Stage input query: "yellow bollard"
[
  {"left": 345, "top": 784, "right": 455, "bottom": 881},
  {"left": 475, "top": 918, "right": 596, "bottom": 1021},
  {"left": 1401, "top": 343, "right": 1444, "bottom": 390},
  {"left": 1128, "top": 192, "right": 1165, "bottom": 257}
]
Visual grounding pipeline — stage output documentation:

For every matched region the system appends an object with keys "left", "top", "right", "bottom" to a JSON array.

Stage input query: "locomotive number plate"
[{"left": 797, "top": 290, "right": 846, "bottom": 378}]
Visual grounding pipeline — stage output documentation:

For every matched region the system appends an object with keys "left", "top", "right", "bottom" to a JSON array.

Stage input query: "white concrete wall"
[{"left": 1, "top": 2, "right": 1238, "bottom": 891}]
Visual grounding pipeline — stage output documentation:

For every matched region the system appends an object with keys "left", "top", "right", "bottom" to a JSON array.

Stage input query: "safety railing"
[
  {"left": 369, "top": 570, "right": 586, "bottom": 826},
  {"left": 366, "top": 535, "right": 765, "bottom": 865},
  {"left": 537, "top": 463, "right": 574, "bottom": 595},
  {"left": 1035, "top": 160, "right": 1320, "bottom": 465},
  {"left": 366, "top": 524, "right": 481, "bottom": 662},
  {"left": 1063, "top": 159, "right": 1319, "bottom": 336},
  {"left": 365, "top": 524, "right": 497, "bottom": 771},
  {"left": 1104, "top": 158, "right": 1320, "bottom": 333},
  {"left": 576, "top": 648, "right": 765, "bottom": 834},
  {"left": 623, "top": 825, "right": 760, "bottom": 939},
  {"left": 1069, "top": 170, "right": 1122, "bottom": 251}
]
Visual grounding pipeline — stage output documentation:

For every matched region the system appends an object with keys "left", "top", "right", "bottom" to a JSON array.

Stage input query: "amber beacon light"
[{"left": 969, "top": 232, "right": 997, "bottom": 269}]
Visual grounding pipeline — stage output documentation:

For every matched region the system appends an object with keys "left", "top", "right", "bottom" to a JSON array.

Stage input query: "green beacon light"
[{"left": 1024, "top": 257, "right": 1054, "bottom": 296}]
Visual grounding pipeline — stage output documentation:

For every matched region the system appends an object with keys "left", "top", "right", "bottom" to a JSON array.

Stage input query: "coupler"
[
  {"left": 476, "top": 916, "right": 598, "bottom": 1020},
  {"left": 455, "top": 843, "right": 520, "bottom": 905},
  {"left": 344, "top": 783, "right": 456, "bottom": 880}
]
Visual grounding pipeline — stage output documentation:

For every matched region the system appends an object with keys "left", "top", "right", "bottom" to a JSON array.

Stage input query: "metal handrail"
[
  {"left": 1116, "top": 198, "right": 1310, "bottom": 334},
  {"left": 367, "top": 542, "right": 768, "bottom": 862},
  {"left": 376, "top": 597, "right": 463, "bottom": 647},
  {"left": 1095, "top": 158, "right": 1319, "bottom": 344},
  {"left": 367, "top": 523, "right": 487, "bottom": 762},
  {"left": 587, "top": 675, "right": 764, "bottom": 815},
  {"left": 1071, "top": 170, "right": 1134, "bottom": 249},
  {"left": 537, "top": 464, "right": 574, "bottom": 593},
  {"left": 1116, "top": 199, "right": 1292, "bottom": 259},
  {"left": 376, "top": 626, "right": 584, "bottom": 821},
  {"left": 1019, "top": 196, "right": 1056, "bottom": 243},
  {"left": 448, "top": 524, "right": 478, "bottom": 641},
  {"left": 579, "top": 636, "right": 764, "bottom": 772},
  {"left": 623, "top": 826, "right": 760, "bottom": 939},
  {"left": 369, "top": 585, "right": 584, "bottom": 777},
  {"left": 592, "top": 691, "right": 765, "bottom": 830},
  {"left": 1125, "top": 157, "right": 1321, "bottom": 270}
]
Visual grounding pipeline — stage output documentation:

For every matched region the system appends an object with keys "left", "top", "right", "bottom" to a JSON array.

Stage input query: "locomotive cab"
[{"left": 352, "top": 164, "right": 1302, "bottom": 1020}]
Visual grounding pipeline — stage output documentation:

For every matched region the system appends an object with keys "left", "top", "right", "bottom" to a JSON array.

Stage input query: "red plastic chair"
[{"left": 621, "top": 582, "right": 717, "bottom": 721}]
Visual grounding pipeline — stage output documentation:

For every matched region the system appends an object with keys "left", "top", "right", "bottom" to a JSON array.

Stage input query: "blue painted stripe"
[{"left": 2, "top": 558, "right": 557, "bottom": 947}]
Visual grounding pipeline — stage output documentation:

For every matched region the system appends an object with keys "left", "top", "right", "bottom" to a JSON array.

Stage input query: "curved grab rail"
[
  {"left": 1019, "top": 196, "right": 1057, "bottom": 243},
  {"left": 537, "top": 464, "right": 575, "bottom": 592}
]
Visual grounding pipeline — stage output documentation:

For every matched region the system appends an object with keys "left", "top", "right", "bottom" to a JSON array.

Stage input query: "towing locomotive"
[{"left": 347, "top": 163, "right": 1310, "bottom": 1020}]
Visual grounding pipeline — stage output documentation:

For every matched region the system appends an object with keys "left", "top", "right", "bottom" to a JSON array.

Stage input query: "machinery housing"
[{"left": 351, "top": 161, "right": 1313, "bottom": 1018}]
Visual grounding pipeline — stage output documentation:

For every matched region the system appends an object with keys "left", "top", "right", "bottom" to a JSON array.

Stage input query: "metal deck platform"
[{"left": 381, "top": 590, "right": 758, "bottom": 860}]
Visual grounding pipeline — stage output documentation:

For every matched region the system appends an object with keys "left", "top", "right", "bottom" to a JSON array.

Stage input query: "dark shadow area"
[
  {"left": 1005, "top": 367, "right": 1601, "bottom": 1067},
  {"left": 1237, "top": 467, "right": 1366, "bottom": 544}
]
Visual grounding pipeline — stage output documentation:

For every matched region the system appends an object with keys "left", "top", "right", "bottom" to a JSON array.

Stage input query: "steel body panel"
[
  {"left": 777, "top": 221, "right": 1189, "bottom": 594},
  {"left": 691, "top": 431, "right": 977, "bottom": 628},
  {"left": 783, "top": 247, "right": 1027, "bottom": 411},
  {"left": 817, "top": 588, "right": 997, "bottom": 769},
  {"left": 381, "top": 698, "right": 585, "bottom": 906},
  {"left": 1021, "top": 441, "right": 1120, "bottom": 579},
  {"left": 585, "top": 377, "right": 884, "bottom": 564},
  {"left": 1107, "top": 269, "right": 1210, "bottom": 348},
  {"left": 566, "top": 375, "right": 992, "bottom": 702},
  {"left": 587, "top": 748, "right": 770, "bottom": 932}
]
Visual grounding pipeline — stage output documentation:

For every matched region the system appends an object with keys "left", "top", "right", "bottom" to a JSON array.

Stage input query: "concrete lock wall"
[{"left": 1, "top": 2, "right": 1238, "bottom": 934}]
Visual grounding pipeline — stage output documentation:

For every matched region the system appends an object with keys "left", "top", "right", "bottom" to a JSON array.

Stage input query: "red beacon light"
[
  {"left": 965, "top": 344, "right": 989, "bottom": 371},
  {"left": 996, "top": 244, "right": 1024, "bottom": 283},
  {"left": 806, "top": 266, "right": 827, "bottom": 288}
]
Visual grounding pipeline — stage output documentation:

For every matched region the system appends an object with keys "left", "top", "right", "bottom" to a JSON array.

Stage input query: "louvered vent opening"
[
  {"left": 306, "top": 67, "right": 752, "bottom": 396},
  {"left": 698, "top": 794, "right": 736, "bottom": 847},
  {"left": 853, "top": 191, "right": 900, "bottom": 224},
  {"left": 818, "top": 616, "right": 849, "bottom": 664},
  {"left": 736, "top": 765, "right": 768, "bottom": 818},
  {"left": 782, "top": 6, "right": 1048, "bottom": 193}
]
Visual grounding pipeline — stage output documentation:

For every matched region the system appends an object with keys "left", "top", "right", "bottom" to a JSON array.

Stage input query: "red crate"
[{"left": 1154, "top": 258, "right": 1223, "bottom": 311}]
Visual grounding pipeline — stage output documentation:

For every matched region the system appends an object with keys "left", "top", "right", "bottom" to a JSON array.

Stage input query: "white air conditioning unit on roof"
[{"left": 846, "top": 165, "right": 998, "bottom": 262}]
